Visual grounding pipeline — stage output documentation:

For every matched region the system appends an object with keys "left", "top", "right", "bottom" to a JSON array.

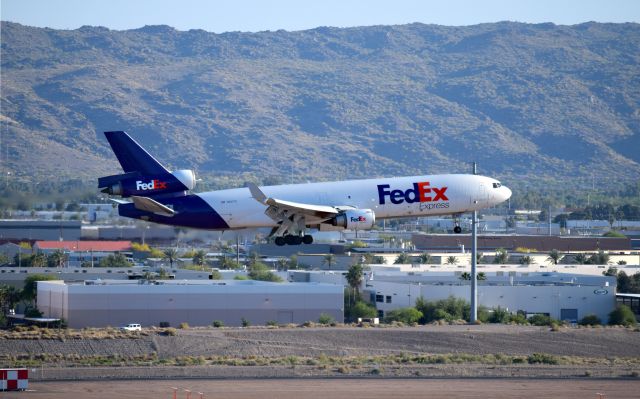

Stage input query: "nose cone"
[{"left": 501, "top": 186, "right": 512, "bottom": 202}]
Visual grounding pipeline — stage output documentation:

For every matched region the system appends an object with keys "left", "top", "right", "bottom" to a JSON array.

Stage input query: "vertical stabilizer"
[{"left": 104, "top": 131, "right": 169, "bottom": 174}]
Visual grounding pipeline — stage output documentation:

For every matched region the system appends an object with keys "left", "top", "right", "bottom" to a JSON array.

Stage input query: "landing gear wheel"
[
  {"left": 275, "top": 236, "right": 286, "bottom": 246},
  {"left": 454, "top": 226, "right": 462, "bottom": 234},
  {"left": 284, "top": 235, "right": 295, "bottom": 245},
  {"left": 291, "top": 235, "right": 303, "bottom": 245},
  {"left": 302, "top": 235, "right": 313, "bottom": 245}
]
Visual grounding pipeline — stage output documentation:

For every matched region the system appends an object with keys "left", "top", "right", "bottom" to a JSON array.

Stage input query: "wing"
[{"left": 247, "top": 183, "right": 346, "bottom": 234}]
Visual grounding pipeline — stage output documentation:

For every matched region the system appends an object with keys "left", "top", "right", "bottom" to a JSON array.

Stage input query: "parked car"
[{"left": 119, "top": 323, "right": 142, "bottom": 331}]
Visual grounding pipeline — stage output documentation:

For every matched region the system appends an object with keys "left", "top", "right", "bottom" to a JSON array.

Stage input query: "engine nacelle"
[
  {"left": 329, "top": 209, "right": 376, "bottom": 230},
  {"left": 99, "top": 169, "right": 196, "bottom": 197}
]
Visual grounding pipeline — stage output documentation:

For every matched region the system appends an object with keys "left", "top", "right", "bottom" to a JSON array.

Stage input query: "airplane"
[{"left": 98, "top": 131, "right": 512, "bottom": 246}]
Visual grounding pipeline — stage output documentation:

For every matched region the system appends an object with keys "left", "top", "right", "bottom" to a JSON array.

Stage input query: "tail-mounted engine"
[
  {"left": 98, "top": 169, "right": 196, "bottom": 197},
  {"left": 328, "top": 209, "right": 375, "bottom": 230}
]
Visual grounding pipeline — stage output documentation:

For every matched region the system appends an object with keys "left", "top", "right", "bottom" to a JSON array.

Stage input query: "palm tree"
[
  {"left": 573, "top": 253, "right": 589, "bottom": 264},
  {"left": 276, "top": 258, "right": 289, "bottom": 271},
  {"left": 493, "top": 248, "right": 509, "bottom": 264},
  {"left": 547, "top": 249, "right": 561, "bottom": 265},
  {"left": 477, "top": 272, "right": 487, "bottom": 281},
  {"left": 163, "top": 248, "right": 178, "bottom": 268},
  {"left": 446, "top": 256, "right": 458, "bottom": 265},
  {"left": 519, "top": 255, "right": 535, "bottom": 265},
  {"left": 322, "top": 254, "right": 336, "bottom": 270},
  {"left": 192, "top": 250, "right": 206, "bottom": 270},
  {"left": 418, "top": 253, "right": 432, "bottom": 264},
  {"left": 48, "top": 249, "right": 67, "bottom": 268},
  {"left": 394, "top": 253, "right": 411, "bottom": 264},
  {"left": 31, "top": 253, "right": 47, "bottom": 268},
  {"left": 346, "top": 263, "right": 365, "bottom": 296},
  {"left": 459, "top": 272, "right": 471, "bottom": 280}
]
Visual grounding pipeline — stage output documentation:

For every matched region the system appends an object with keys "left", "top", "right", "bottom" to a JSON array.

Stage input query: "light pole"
[{"left": 470, "top": 162, "right": 478, "bottom": 323}]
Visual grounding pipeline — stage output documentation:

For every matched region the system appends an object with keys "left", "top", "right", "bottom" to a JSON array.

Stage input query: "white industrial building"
[
  {"left": 37, "top": 280, "right": 343, "bottom": 328},
  {"left": 365, "top": 272, "right": 616, "bottom": 323}
]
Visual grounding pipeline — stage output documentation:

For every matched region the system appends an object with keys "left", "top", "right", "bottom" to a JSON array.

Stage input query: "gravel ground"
[
  {"left": 8, "top": 378, "right": 640, "bottom": 399},
  {"left": 1, "top": 325, "right": 639, "bottom": 381}
]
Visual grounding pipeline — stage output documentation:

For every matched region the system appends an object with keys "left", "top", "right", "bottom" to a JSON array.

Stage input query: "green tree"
[
  {"left": 603, "top": 266, "right": 618, "bottom": 277},
  {"left": 22, "top": 274, "right": 59, "bottom": 302},
  {"left": 247, "top": 261, "right": 282, "bottom": 282},
  {"left": 99, "top": 253, "right": 132, "bottom": 267},
  {"left": 394, "top": 253, "right": 411, "bottom": 264},
  {"left": 349, "top": 301, "right": 377, "bottom": 319},
  {"left": 219, "top": 257, "right": 241, "bottom": 270},
  {"left": 163, "top": 248, "right": 178, "bottom": 268},
  {"left": 384, "top": 307, "right": 423, "bottom": 324},
  {"left": 417, "top": 253, "right": 432, "bottom": 264},
  {"left": 0, "top": 284, "right": 22, "bottom": 317},
  {"left": 608, "top": 305, "right": 637, "bottom": 327},
  {"left": 477, "top": 272, "right": 487, "bottom": 281},
  {"left": 547, "top": 249, "right": 561, "bottom": 265},
  {"left": 459, "top": 272, "right": 471, "bottom": 281},
  {"left": 446, "top": 256, "right": 458, "bottom": 265},
  {"left": 322, "top": 254, "right": 336, "bottom": 270}
]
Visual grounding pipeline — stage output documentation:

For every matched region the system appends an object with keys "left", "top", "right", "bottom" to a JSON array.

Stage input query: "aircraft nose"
[{"left": 502, "top": 186, "right": 512, "bottom": 202}]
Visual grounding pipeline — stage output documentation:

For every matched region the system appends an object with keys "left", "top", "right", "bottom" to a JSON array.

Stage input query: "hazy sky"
[{"left": 2, "top": 0, "right": 639, "bottom": 32}]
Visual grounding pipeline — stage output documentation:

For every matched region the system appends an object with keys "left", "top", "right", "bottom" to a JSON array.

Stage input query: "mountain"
[{"left": 1, "top": 21, "right": 639, "bottom": 189}]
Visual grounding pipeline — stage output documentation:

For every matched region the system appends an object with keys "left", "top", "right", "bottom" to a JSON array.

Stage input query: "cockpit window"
[{"left": 492, "top": 182, "right": 502, "bottom": 188}]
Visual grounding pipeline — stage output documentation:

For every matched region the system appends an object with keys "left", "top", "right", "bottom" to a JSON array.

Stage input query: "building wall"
[
  {"left": 0, "top": 221, "right": 81, "bottom": 241},
  {"left": 38, "top": 281, "right": 343, "bottom": 328},
  {"left": 369, "top": 280, "right": 616, "bottom": 323}
]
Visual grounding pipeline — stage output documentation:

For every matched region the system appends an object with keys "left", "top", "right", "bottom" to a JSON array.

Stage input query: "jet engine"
[
  {"left": 329, "top": 209, "right": 376, "bottom": 230},
  {"left": 99, "top": 169, "right": 196, "bottom": 197}
]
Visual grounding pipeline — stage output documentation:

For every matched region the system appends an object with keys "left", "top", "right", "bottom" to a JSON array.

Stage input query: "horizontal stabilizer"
[{"left": 131, "top": 196, "right": 175, "bottom": 217}]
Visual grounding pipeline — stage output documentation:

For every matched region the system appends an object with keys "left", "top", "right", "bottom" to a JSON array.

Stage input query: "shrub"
[
  {"left": 528, "top": 314, "right": 553, "bottom": 326},
  {"left": 164, "top": 328, "right": 177, "bottom": 336},
  {"left": 349, "top": 301, "right": 378, "bottom": 319},
  {"left": 383, "top": 307, "right": 423, "bottom": 324},
  {"left": 527, "top": 353, "right": 558, "bottom": 365},
  {"left": 178, "top": 322, "right": 189, "bottom": 329},
  {"left": 578, "top": 314, "right": 602, "bottom": 326},
  {"left": 318, "top": 313, "right": 334, "bottom": 325},
  {"left": 488, "top": 306, "right": 511, "bottom": 324},
  {"left": 266, "top": 320, "right": 278, "bottom": 327},
  {"left": 241, "top": 317, "right": 250, "bottom": 327},
  {"left": 159, "top": 321, "right": 170, "bottom": 328},
  {"left": 608, "top": 305, "right": 637, "bottom": 327},
  {"left": 212, "top": 320, "right": 224, "bottom": 328}
]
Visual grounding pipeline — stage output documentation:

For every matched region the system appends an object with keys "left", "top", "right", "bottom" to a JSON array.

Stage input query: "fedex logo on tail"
[
  {"left": 136, "top": 179, "right": 168, "bottom": 191},
  {"left": 377, "top": 182, "right": 449, "bottom": 205}
]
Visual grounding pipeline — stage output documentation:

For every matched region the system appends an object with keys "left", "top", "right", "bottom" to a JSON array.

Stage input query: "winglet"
[{"left": 247, "top": 183, "right": 268, "bottom": 204}]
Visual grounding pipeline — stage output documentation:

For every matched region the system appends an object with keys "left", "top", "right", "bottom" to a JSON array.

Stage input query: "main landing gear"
[
  {"left": 453, "top": 213, "right": 462, "bottom": 234},
  {"left": 275, "top": 234, "right": 314, "bottom": 246}
]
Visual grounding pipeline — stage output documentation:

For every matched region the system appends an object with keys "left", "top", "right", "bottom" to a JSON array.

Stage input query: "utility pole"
[{"left": 470, "top": 162, "right": 478, "bottom": 323}]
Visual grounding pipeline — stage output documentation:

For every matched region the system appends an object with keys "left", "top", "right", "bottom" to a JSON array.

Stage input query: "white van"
[{"left": 120, "top": 323, "right": 142, "bottom": 331}]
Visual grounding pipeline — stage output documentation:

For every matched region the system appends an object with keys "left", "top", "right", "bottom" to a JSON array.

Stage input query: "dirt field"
[
  {"left": 2, "top": 325, "right": 639, "bottom": 380},
  {"left": 5, "top": 378, "right": 640, "bottom": 399}
]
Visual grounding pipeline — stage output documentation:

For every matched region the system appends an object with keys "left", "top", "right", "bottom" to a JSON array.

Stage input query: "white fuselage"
[{"left": 196, "top": 174, "right": 511, "bottom": 229}]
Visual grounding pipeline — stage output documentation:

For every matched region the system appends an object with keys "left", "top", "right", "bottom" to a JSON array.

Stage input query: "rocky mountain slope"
[{"left": 1, "top": 21, "right": 639, "bottom": 186}]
